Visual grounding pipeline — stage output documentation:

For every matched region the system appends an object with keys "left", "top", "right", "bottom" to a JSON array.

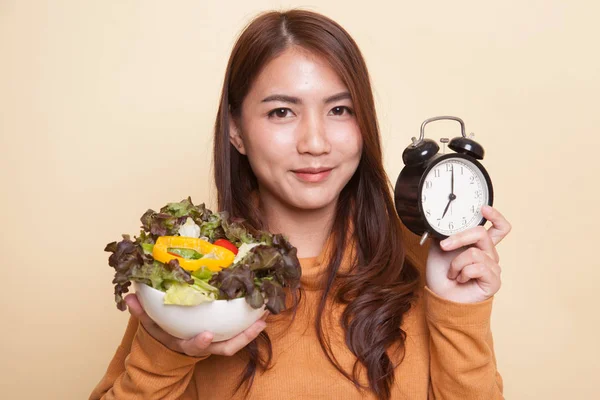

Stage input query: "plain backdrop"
[{"left": 1, "top": 1, "right": 598, "bottom": 399}]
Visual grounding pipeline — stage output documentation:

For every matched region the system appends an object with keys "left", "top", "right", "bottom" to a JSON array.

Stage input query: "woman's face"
[{"left": 230, "top": 47, "right": 363, "bottom": 211}]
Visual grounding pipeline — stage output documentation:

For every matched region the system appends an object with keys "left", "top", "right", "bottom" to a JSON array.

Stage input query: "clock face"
[{"left": 420, "top": 156, "right": 490, "bottom": 236}]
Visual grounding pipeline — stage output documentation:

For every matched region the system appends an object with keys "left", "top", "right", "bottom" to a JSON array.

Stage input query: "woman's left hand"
[{"left": 426, "top": 205, "right": 512, "bottom": 303}]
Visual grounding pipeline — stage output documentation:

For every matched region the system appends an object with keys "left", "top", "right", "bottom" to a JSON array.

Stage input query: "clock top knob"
[
  {"left": 402, "top": 138, "right": 439, "bottom": 166},
  {"left": 448, "top": 136, "right": 485, "bottom": 160}
]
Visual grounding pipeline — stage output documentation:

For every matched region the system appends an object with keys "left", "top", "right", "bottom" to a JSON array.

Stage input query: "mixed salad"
[{"left": 104, "top": 197, "right": 301, "bottom": 314}]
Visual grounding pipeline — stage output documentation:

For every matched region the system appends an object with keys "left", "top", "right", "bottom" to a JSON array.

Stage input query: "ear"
[{"left": 229, "top": 114, "right": 247, "bottom": 155}]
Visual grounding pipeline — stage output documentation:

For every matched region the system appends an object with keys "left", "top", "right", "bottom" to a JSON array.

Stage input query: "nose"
[{"left": 297, "top": 111, "right": 331, "bottom": 155}]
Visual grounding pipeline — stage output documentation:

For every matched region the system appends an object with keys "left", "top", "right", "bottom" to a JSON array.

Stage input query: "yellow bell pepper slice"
[{"left": 152, "top": 236, "right": 235, "bottom": 272}]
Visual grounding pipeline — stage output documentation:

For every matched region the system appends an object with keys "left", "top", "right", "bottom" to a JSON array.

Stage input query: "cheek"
[
  {"left": 330, "top": 124, "right": 363, "bottom": 161},
  {"left": 244, "top": 122, "right": 297, "bottom": 171}
]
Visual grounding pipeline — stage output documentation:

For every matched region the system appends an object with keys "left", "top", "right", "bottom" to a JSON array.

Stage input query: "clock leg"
[{"left": 419, "top": 231, "right": 429, "bottom": 246}]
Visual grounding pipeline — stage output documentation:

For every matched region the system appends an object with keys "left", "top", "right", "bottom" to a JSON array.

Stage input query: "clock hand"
[
  {"left": 442, "top": 165, "right": 457, "bottom": 219},
  {"left": 451, "top": 165, "right": 454, "bottom": 195},
  {"left": 441, "top": 193, "right": 457, "bottom": 219},
  {"left": 441, "top": 199, "right": 451, "bottom": 219}
]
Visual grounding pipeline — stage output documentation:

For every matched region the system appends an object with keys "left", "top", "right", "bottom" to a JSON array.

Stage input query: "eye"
[
  {"left": 267, "top": 108, "right": 294, "bottom": 119},
  {"left": 329, "top": 106, "right": 354, "bottom": 117}
]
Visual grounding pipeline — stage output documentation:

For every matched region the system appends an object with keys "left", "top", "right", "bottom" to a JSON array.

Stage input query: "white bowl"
[{"left": 133, "top": 281, "right": 266, "bottom": 341}]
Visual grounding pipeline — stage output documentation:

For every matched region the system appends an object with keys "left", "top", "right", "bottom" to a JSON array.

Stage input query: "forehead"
[{"left": 248, "top": 47, "right": 348, "bottom": 100}]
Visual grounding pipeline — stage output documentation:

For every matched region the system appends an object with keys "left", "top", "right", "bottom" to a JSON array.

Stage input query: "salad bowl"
[{"left": 134, "top": 281, "right": 266, "bottom": 341}]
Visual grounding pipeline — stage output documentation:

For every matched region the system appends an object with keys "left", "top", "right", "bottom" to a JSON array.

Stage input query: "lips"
[
  {"left": 292, "top": 167, "right": 333, "bottom": 183},
  {"left": 292, "top": 167, "right": 332, "bottom": 174}
]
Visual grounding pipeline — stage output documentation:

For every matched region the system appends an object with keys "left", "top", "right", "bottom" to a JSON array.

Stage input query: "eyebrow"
[{"left": 261, "top": 92, "right": 351, "bottom": 105}]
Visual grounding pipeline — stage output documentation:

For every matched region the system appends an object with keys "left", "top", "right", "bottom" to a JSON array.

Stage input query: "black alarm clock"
[{"left": 394, "top": 116, "right": 494, "bottom": 245}]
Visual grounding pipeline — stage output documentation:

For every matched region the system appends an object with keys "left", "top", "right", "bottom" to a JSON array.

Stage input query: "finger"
[
  {"left": 125, "top": 293, "right": 175, "bottom": 346},
  {"left": 447, "top": 247, "right": 496, "bottom": 280},
  {"left": 440, "top": 226, "right": 499, "bottom": 262},
  {"left": 481, "top": 205, "right": 512, "bottom": 246},
  {"left": 181, "top": 316, "right": 268, "bottom": 357},
  {"left": 261, "top": 310, "right": 270, "bottom": 319},
  {"left": 456, "top": 263, "right": 501, "bottom": 293},
  {"left": 124, "top": 293, "right": 155, "bottom": 328},
  {"left": 205, "top": 319, "right": 267, "bottom": 357},
  {"left": 179, "top": 331, "right": 215, "bottom": 356}
]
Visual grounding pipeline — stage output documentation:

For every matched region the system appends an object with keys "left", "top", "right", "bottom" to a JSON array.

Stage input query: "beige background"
[{"left": 1, "top": 0, "right": 598, "bottom": 399}]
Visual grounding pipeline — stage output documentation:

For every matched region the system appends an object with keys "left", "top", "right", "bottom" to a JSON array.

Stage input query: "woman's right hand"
[{"left": 124, "top": 293, "right": 267, "bottom": 358}]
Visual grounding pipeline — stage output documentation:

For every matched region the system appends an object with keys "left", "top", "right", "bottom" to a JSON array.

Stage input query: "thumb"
[
  {"left": 124, "top": 293, "right": 146, "bottom": 319},
  {"left": 125, "top": 293, "right": 156, "bottom": 330}
]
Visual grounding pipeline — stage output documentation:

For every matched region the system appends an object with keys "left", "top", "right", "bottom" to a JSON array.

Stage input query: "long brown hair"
[{"left": 213, "top": 9, "right": 421, "bottom": 399}]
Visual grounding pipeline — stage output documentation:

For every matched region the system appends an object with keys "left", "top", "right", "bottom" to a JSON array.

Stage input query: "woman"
[{"left": 91, "top": 9, "right": 511, "bottom": 400}]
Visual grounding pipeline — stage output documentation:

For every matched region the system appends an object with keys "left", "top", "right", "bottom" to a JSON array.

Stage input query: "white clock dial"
[{"left": 420, "top": 157, "right": 489, "bottom": 236}]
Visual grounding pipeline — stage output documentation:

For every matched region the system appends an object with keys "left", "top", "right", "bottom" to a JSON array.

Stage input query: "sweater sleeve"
[
  {"left": 89, "top": 315, "right": 208, "bottom": 400},
  {"left": 424, "top": 286, "right": 504, "bottom": 400}
]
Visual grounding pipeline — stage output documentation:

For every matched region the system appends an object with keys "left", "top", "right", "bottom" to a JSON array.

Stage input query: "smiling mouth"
[{"left": 292, "top": 168, "right": 333, "bottom": 183}]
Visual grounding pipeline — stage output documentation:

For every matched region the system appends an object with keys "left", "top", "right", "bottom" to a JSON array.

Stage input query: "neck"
[{"left": 257, "top": 189, "right": 336, "bottom": 259}]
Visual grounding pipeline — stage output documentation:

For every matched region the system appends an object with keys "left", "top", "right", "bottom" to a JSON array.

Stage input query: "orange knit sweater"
[{"left": 90, "top": 226, "right": 503, "bottom": 400}]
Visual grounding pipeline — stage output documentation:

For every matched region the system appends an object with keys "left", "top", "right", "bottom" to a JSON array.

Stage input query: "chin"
[{"left": 286, "top": 188, "right": 339, "bottom": 211}]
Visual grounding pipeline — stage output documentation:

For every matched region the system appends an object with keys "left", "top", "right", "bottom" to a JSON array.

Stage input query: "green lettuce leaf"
[
  {"left": 140, "top": 210, "right": 184, "bottom": 237},
  {"left": 139, "top": 197, "right": 228, "bottom": 243},
  {"left": 164, "top": 282, "right": 215, "bottom": 305},
  {"left": 191, "top": 276, "right": 219, "bottom": 294},
  {"left": 160, "top": 197, "right": 201, "bottom": 218},
  {"left": 141, "top": 243, "right": 154, "bottom": 255},
  {"left": 245, "top": 288, "right": 266, "bottom": 309},
  {"left": 105, "top": 235, "right": 193, "bottom": 310},
  {"left": 210, "top": 264, "right": 255, "bottom": 300},
  {"left": 167, "top": 247, "right": 203, "bottom": 260},
  {"left": 191, "top": 266, "right": 213, "bottom": 281},
  {"left": 199, "top": 212, "right": 226, "bottom": 242},
  {"left": 220, "top": 213, "right": 257, "bottom": 246},
  {"left": 209, "top": 233, "right": 301, "bottom": 314},
  {"left": 235, "top": 234, "right": 301, "bottom": 288},
  {"left": 128, "top": 259, "right": 193, "bottom": 291},
  {"left": 261, "top": 279, "right": 286, "bottom": 314}
]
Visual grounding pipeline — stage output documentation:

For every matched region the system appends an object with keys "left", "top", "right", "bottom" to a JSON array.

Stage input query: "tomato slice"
[{"left": 213, "top": 239, "right": 238, "bottom": 255}]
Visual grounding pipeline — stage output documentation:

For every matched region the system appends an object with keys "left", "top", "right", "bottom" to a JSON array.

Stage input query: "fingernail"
[
  {"left": 256, "top": 321, "right": 267, "bottom": 331},
  {"left": 203, "top": 332, "right": 214, "bottom": 343},
  {"left": 441, "top": 238, "right": 453, "bottom": 248}
]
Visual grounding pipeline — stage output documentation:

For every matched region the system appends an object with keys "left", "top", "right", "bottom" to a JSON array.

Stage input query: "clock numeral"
[
  {"left": 471, "top": 205, "right": 476, "bottom": 213},
  {"left": 475, "top": 190, "right": 482, "bottom": 198},
  {"left": 448, "top": 222, "right": 454, "bottom": 230},
  {"left": 426, "top": 209, "right": 431, "bottom": 217},
  {"left": 437, "top": 218, "right": 441, "bottom": 227},
  {"left": 445, "top": 163, "right": 453, "bottom": 172},
  {"left": 423, "top": 194, "right": 427, "bottom": 203},
  {"left": 470, "top": 175, "right": 475, "bottom": 184},
  {"left": 434, "top": 169, "right": 440, "bottom": 178},
  {"left": 462, "top": 217, "right": 467, "bottom": 226},
  {"left": 461, "top": 166, "right": 464, "bottom": 175},
  {"left": 425, "top": 181, "right": 432, "bottom": 189}
]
